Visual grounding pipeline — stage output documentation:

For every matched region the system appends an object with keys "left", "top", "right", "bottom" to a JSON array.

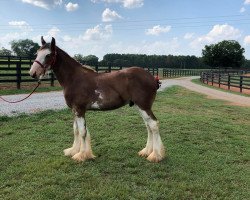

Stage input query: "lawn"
[{"left": 0, "top": 86, "right": 249, "bottom": 199}]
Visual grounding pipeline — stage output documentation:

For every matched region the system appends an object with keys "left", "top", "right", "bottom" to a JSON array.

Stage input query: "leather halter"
[{"left": 34, "top": 52, "right": 57, "bottom": 69}]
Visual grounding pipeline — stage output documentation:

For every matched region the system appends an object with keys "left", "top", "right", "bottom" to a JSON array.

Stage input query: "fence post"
[
  {"left": 95, "top": 65, "right": 98, "bottom": 72},
  {"left": 228, "top": 74, "right": 231, "bottom": 90},
  {"left": 211, "top": 72, "right": 214, "bottom": 86},
  {"left": 50, "top": 72, "right": 55, "bottom": 87},
  {"left": 240, "top": 76, "right": 243, "bottom": 93},
  {"left": 8, "top": 56, "right": 10, "bottom": 68},
  {"left": 219, "top": 74, "right": 221, "bottom": 88},
  {"left": 16, "top": 62, "right": 21, "bottom": 89}
]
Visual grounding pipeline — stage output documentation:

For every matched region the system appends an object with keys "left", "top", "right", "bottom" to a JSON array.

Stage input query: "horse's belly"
[{"left": 89, "top": 97, "right": 127, "bottom": 111}]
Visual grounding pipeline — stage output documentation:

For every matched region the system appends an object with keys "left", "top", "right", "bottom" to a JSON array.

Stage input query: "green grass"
[
  {"left": 0, "top": 85, "right": 62, "bottom": 95},
  {"left": 0, "top": 87, "right": 249, "bottom": 199}
]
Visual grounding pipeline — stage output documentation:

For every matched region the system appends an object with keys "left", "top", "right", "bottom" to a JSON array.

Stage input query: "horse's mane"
[{"left": 56, "top": 46, "right": 96, "bottom": 72}]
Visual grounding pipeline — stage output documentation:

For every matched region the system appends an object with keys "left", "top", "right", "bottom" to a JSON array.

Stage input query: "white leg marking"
[
  {"left": 72, "top": 117, "right": 95, "bottom": 162},
  {"left": 64, "top": 119, "right": 80, "bottom": 156},
  {"left": 138, "top": 108, "right": 165, "bottom": 162},
  {"left": 138, "top": 109, "right": 153, "bottom": 157}
]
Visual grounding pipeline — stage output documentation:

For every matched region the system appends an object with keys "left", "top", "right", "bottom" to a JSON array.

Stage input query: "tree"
[
  {"left": 10, "top": 39, "right": 39, "bottom": 57},
  {"left": 202, "top": 40, "right": 245, "bottom": 69},
  {"left": 73, "top": 54, "right": 98, "bottom": 66},
  {"left": 82, "top": 55, "right": 99, "bottom": 66},
  {"left": 0, "top": 47, "right": 12, "bottom": 56},
  {"left": 73, "top": 54, "right": 84, "bottom": 63}
]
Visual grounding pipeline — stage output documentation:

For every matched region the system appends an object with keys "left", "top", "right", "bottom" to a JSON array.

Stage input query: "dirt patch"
[{"left": 206, "top": 82, "right": 250, "bottom": 95}]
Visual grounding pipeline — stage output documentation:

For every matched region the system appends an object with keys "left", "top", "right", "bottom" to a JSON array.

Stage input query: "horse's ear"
[
  {"left": 51, "top": 37, "right": 56, "bottom": 53},
  {"left": 41, "top": 36, "right": 46, "bottom": 45}
]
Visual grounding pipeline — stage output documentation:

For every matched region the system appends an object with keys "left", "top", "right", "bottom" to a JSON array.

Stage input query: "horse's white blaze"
[{"left": 29, "top": 49, "right": 51, "bottom": 78}]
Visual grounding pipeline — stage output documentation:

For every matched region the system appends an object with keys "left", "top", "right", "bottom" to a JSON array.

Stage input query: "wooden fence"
[
  {"left": 1, "top": 56, "right": 214, "bottom": 89},
  {"left": 0, "top": 56, "right": 160, "bottom": 89},
  {"left": 0, "top": 56, "right": 55, "bottom": 89},
  {"left": 162, "top": 69, "right": 206, "bottom": 78},
  {"left": 200, "top": 71, "right": 250, "bottom": 93}
]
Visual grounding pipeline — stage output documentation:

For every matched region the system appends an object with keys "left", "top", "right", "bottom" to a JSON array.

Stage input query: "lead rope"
[{"left": 0, "top": 81, "right": 41, "bottom": 103}]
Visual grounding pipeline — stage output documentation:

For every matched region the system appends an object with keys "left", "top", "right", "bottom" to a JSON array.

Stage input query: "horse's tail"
[{"left": 155, "top": 75, "right": 161, "bottom": 90}]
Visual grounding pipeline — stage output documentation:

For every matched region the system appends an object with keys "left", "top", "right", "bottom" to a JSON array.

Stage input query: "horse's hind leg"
[{"left": 138, "top": 108, "right": 165, "bottom": 162}]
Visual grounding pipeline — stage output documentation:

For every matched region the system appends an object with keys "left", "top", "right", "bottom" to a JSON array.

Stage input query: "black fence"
[
  {"left": 0, "top": 56, "right": 161, "bottom": 89},
  {"left": 0, "top": 56, "right": 55, "bottom": 89},
  {"left": 162, "top": 68, "right": 207, "bottom": 78},
  {"left": 1, "top": 55, "right": 212, "bottom": 89},
  {"left": 200, "top": 70, "right": 250, "bottom": 93}
]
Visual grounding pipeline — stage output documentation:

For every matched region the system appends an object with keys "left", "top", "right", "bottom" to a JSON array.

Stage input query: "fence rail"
[
  {"left": 200, "top": 71, "right": 250, "bottom": 93},
  {"left": 1, "top": 55, "right": 212, "bottom": 89},
  {"left": 162, "top": 69, "right": 207, "bottom": 78}
]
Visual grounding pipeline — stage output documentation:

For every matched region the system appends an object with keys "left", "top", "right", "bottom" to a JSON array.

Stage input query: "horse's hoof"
[
  {"left": 147, "top": 151, "right": 164, "bottom": 162},
  {"left": 72, "top": 152, "right": 86, "bottom": 162},
  {"left": 138, "top": 148, "right": 152, "bottom": 157},
  {"left": 85, "top": 151, "right": 96, "bottom": 160},
  {"left": 63, "top": 147, "right": 79, "bottom": 157}
]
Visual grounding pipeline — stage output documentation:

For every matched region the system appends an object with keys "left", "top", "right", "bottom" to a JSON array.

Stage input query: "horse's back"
[{"left": 121, "top": 67, "right": 158, "bottom": 109}]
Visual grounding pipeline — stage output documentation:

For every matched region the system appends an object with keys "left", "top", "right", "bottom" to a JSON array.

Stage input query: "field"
[{"left": 0, "top": 86, "right": 249, "bottom": 199}]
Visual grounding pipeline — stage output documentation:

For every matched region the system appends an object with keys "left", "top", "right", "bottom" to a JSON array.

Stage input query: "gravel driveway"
[{"left": 1, "top": 76, "right": 250, "bottom": 116}]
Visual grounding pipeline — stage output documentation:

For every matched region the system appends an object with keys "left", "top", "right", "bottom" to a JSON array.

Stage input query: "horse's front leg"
[
  {"left": 64, "top": 119, "right": 81, "bottom": 157},
  {"left": 72, "top": 116, "right": 95, "bottom": 162}
]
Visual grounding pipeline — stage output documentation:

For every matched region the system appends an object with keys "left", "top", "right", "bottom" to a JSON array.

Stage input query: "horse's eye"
[{"left": 45, "top": 54, "right": 51, "bottom": 58}]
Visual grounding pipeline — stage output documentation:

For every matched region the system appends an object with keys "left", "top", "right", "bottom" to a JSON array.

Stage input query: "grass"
[
  {"left": 0, "top": 86, "right": 249, "bottom": 199},
  {"left": 0, "top": 85, "right": 62, "bottom": 95}
]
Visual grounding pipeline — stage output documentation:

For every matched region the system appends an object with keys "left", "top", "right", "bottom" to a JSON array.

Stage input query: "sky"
[{"left": 0, "top": 0, "right": 250, "bottom": 60}]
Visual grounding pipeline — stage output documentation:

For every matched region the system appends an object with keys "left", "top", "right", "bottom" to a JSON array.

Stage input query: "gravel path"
[{"left": 1, "top": 76, "right": 250, "bottom": 116}]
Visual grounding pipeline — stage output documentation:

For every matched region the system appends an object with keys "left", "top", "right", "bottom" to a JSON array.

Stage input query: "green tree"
[
  {"left": 202, "top": 40, "right": 245, "bottom": 69},
  {"left": 73, "top": 54, "right": 84, "bottom": 63},
  {"left": 0, "top": 47, "right": 12, "bottom": 56},
  {"left": 10, "top": 39, "right": 39, "bottom": 57},
  {"left": 82, "top": 55, "right": 99, "bottom": 66}
]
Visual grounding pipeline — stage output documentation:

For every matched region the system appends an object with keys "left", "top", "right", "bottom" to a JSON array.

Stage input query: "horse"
[{"left": 29, "top": 37, "right": 165, "bottom": 162}]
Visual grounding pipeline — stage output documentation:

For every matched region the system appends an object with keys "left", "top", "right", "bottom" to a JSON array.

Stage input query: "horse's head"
[{"left": 29, "top": 36, "right": 56, "bottom": 79}]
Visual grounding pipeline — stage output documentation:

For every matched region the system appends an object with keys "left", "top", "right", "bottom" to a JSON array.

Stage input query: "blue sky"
[{"left": 0, "top": 0, "right": 250, "bottom": 59}]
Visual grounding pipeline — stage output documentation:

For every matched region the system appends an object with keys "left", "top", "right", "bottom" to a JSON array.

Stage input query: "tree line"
[{"left": 1, "top": 39, "right": 250, "bottom": 69}]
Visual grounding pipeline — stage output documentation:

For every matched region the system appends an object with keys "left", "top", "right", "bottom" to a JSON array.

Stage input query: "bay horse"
[{"left": 29, "top": 37, "right": 165, "bottom": 162}]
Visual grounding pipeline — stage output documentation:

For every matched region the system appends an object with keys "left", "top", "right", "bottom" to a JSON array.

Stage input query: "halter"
[{"left": 34, "top": 52, "right": 57, "bottom": 69}]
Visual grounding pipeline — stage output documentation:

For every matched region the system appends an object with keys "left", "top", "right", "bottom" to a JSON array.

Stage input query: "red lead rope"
[{"left": 0, "top": 81, "right": 41, "bottom": 103}]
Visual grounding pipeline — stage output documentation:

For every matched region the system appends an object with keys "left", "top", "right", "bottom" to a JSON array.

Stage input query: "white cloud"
[
  {"left": 21, "top": 0, "right": 62, "bottom": 10},
  {"left": 146, "top": 25, "right": 171, "bottom": 36},
  {"left": 184, "top": 33, "right": 195, "bottom": 40},
  {"left": 32, "top": 27, "right": 61, "bottom": 44},
  {"left": 0, "top": 32, "right": 30, "bottom": 49},
  {"left": 190, "top": 24, "right": 241, "bottom": 49},
  {"left": 108, "top": 38, "right": 180, "bottom": 55},
  {"left": 244, "top": 0, "right": 250, "bottom": 5},
  {"left": 244, "top": 35, "right": 250, "bottom": 45},
  {"left": 82, "top": 24, "right": 113, "bottom": 41},
  {"left": 8, "top": 21, "right": 33, "bottom": 32},
  {"left": 123, "top": 0, "right": 143, "bottom": 8},
  {"left": 65, "top": 2, "right": 79, "bottom": 12},
  {"left": 240, "top": 7, "right": 246, "bottom": 13},
  {"left": 91, "top": 0, "right": 144, "bottom": 9},
  {"left": 47, "top": 27, "right": 61, "bottom": 37},
  {"left": 102, "top": 8, "right": 122, "bottom": 22}
]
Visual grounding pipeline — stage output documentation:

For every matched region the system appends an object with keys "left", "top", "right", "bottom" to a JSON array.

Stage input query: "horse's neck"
[{"left": 52, "top": 50, "right": 83, "bottom": 88}]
